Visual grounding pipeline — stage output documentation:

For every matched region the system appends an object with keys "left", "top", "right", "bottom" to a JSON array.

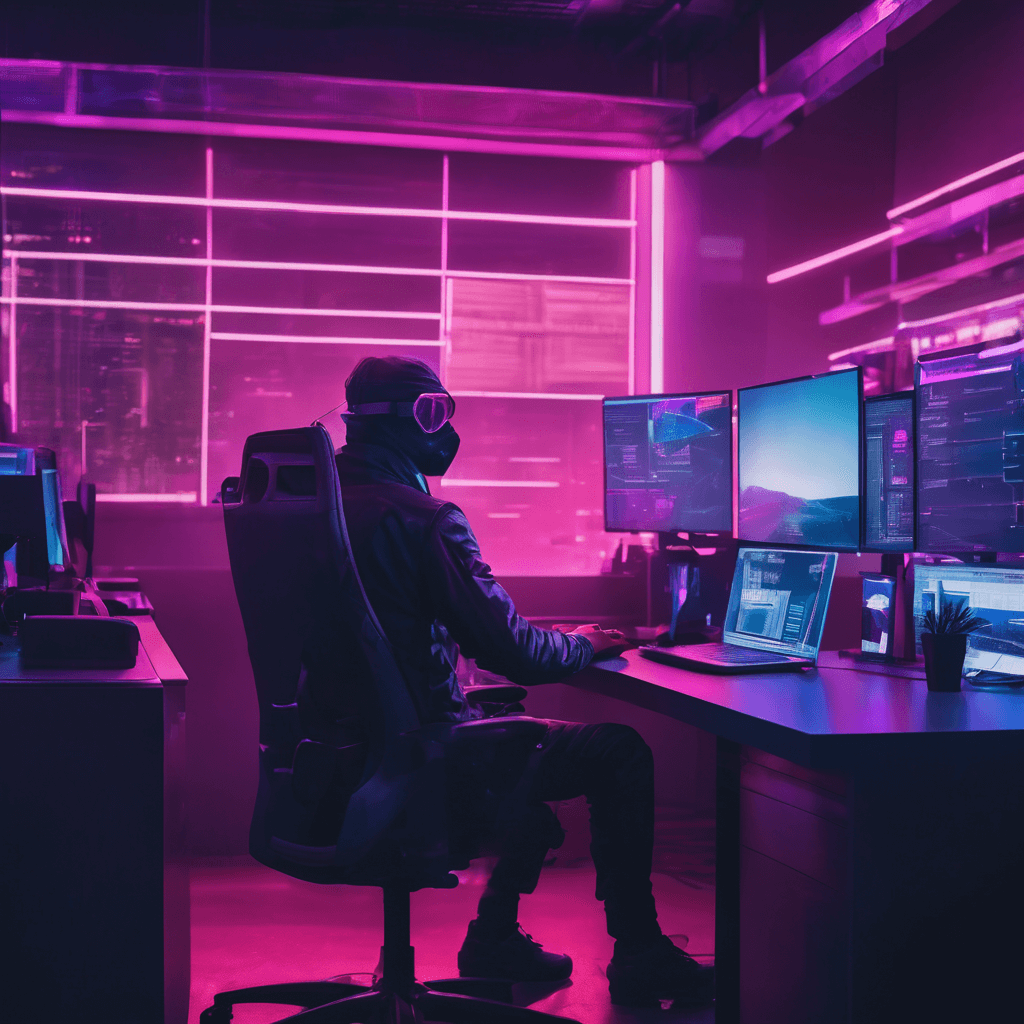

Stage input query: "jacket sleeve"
[{"left": 424, "top": 505, "right": 594, "bottom": 685}]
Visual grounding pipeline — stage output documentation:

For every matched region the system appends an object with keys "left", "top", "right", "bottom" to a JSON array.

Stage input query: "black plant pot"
[{"left": 921, "top": 632, "right": 968, "bottom": 692}]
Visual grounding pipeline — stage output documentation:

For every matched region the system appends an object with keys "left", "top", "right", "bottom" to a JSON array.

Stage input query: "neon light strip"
[
  {"left": 439, "top": 479, "right": 560, "bottom": 488},
  {"left": 0, "top": 296, "right": 440, "bottom": 319},
  {"left": 212, "top": 304, "right": 438, "bottom": 320},
  {"left": 888, "top": 148, "right": 1024, "bottom": 221},
  {"left": 4, "top": 250, "right": 631, "bottom": 286},
  {"left": 200, "top": 146, "right": 212, "bottom": 508},
  {"left": 1, "top": 108, "right": 675, "bottom": 164},
  {"left": 210, "top": 332, "right": 445, "bottom": 346},
  {"left": 649, "top": 160, "right": 665, "bottom": 394},
  {"left": 827, "top": 336, "right": 895, "bottom": 362},
  {"left": 0, "top": 185, "right": 635, "bottom": 228},
  {"left": 628, "top": 168, "right": 637, "bottom": 395},
  {"left": 897, "top": 289, "right": 1024, "bottom": 330},
  {"left": 450, "top": 390, "right": 603, "bottom": 400},
  {"left": 95, "top": 493, "right": 198, "bottom": 503},
  {"left": 979, "top": 337, "right": 1024, "bottom": 360},
  {"left": 7, "top": 249, "right": 441, "bottom": 275},
  {"left": 440, "top": 153, "right": 450, "bottom": 382},
  {"left": 0, "top": 296, "right": 204, "bottom": 311},
  {"left": 6, "top": 254, "right": 17, "bottom": 431},
  {"left": 766, "top": 226, "right": 903, "bottom": 284}
]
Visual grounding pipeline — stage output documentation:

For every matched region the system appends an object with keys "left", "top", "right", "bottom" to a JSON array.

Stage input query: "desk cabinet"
[
  {"left": 0, "top": 618, "right": 187, "bottom": 1024},
  {"left": 575, "top": 653, "right": 1024, "bottom": 1024}
]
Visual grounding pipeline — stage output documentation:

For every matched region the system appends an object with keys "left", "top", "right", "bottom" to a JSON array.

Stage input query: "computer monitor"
[
  {"left": 913, "top": 563, "right": 1024, "bottom": 678},
  {"left": 737, "top": 368, "right": 862, "bottom": 551},
  {"left": 916, "top": 345, "right": 1024, "bottom": 553},
  {"left": 863, "top": 392, "right": 915, "bottom": 552},
  {"left": 603, "top": 391, "right": 732, "bottom": 534},
  {"left": 0, "top": 445, "right": 70, "bottom": 581}
]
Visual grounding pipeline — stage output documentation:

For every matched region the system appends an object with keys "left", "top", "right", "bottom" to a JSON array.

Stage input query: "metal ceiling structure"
[{"left": 0, "top": 60, "right": 698, "bottom": 160}]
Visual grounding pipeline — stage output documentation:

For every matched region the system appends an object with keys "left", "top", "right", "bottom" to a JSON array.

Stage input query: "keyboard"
[
  {"left": 689, "top": 643, "right": 796, "bottom": 664},
  {"left": 640, "top": 641, "right": 813, "bottom": 675}
]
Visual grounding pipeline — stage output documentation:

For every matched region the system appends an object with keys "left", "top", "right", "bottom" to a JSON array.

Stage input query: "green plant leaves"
[{"left": 922, "top": 598, "right": 988, "bottom": 636}]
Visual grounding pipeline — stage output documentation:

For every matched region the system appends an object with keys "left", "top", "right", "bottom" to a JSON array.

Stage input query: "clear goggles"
[{"left": 347, "top": 392, "right": 455, "bottom": 433}]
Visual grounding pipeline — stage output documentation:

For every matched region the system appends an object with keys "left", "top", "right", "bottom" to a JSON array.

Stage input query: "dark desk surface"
[
  {"left": 574, "top": 649, "right": 1024, "bottom": 770},
  {"left": 0, "top": 614, "right": 186, "bottom": 686}
]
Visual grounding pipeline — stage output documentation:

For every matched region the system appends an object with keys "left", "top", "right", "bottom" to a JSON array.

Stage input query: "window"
[{"left": 3, "top": 122, "right": 643, "bottom": 573}]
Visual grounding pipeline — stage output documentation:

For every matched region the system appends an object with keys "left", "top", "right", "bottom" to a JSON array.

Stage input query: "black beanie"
[{"left": 345, "top": 356, "right": 451, "bottom": 408}]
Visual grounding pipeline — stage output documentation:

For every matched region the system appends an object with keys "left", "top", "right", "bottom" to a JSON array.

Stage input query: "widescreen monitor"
[
  {"left": 863, "top": 392, "right": 915, "bottom": 552},
  {"left": 737, "top": 368, "right": 862, "bottom": 551},
  {"left": 916, "top": 344, "right": 1024, "bottom": 553},
  {"left": 603, "top": 391, "right": 732, "bottom": 533},
  {"left": 913, "top": 563, "right": 1024, "bottom": 679}
]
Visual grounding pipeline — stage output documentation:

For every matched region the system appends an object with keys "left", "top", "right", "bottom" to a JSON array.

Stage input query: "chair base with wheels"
[{"left": 199, "top": 884, "right": 578, "bottom": 1024}]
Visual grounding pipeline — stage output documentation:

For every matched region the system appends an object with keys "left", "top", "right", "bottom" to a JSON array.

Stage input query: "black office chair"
[{"left": 202, "top": 425, "right": 577, "bottom": 1024}]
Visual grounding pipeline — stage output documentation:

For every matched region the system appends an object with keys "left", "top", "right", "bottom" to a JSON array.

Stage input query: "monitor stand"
[{"left": 650, "top": 532, "right": 736, "bottom": 643}]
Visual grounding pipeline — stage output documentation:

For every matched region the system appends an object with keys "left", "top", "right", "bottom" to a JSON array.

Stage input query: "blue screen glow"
[{"left": 738, "top": 369, "right": 861, "bottom": 550}]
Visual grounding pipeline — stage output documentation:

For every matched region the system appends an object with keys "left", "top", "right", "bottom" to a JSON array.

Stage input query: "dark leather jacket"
[{"left": 335, "top": 441, "right": 594, "bottom": 724}]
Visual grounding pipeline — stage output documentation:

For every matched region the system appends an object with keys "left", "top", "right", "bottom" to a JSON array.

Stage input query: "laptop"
[{"left": 640, "top": 547, "right": 839, "bottom": 674}]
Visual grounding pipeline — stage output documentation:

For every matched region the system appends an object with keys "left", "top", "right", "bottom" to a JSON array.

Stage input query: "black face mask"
[
  {"left": 409, "top": 420, "right": 461, "bottom": 477},
  {"left": 345, "top": 416, "right": 460, "bottom": 478}
]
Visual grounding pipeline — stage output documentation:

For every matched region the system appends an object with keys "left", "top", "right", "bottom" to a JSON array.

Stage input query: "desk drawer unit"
[
  {"left": 739, "top": 749, "right": 848, "bottom": 1024},
  {"left": 0, "top": 680, "right": 187, "bottom": 1023}
]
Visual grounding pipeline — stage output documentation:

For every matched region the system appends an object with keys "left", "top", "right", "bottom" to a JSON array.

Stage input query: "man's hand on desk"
[{"left": 559, "top": 623, "right": 629, "bottom": 659}]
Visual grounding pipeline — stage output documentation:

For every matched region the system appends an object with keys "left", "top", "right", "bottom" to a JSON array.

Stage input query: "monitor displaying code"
[
  {"left": 864, "top": 393, "right": 915, "bottom": 551},
  {"left": 603, "top": 392, "right": 732, "bottom": 533},
  {"left": 916, "top": 346, "right": 1024, "bottom": 553},
  {"left": 737, "top": 368, "right": 862, "bottom": 551}
]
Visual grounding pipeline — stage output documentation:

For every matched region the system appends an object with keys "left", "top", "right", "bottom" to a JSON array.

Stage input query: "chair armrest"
[
  {"left": 447, "top": 716, "right": 547, "bottom": 748},
  {"left": 463, "top": 683, "right": 529, "bottom": 706}
]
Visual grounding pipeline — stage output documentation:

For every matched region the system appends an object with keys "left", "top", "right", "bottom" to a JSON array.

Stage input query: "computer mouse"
[{"left": 590, "top": 641, "right": 631, "bottom": 660}]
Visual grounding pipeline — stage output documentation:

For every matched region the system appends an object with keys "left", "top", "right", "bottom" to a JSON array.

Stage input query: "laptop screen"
[{"left": 723, "top": 548, "right": 838, "bottom": 659}]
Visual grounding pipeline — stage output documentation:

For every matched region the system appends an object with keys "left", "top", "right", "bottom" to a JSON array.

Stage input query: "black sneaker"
[
  {"left": 457, "top": 920, "right": 573, "bottom": 982},
  {"left": 606, "top": 934, "right": 714, "bottom": 1007}
]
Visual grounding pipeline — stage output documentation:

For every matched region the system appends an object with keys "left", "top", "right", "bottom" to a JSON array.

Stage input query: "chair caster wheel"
[{"left": 199, "top": 1005, "right": 232, "bottom": 1023}]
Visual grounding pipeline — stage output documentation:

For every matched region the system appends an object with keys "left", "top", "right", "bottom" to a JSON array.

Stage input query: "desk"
[
  {"left": 0, "top": 616, "right": 188, "bottom": 1024},
  {"left": 572, "top": 650, "right": 1024, "bottom": 1024}
]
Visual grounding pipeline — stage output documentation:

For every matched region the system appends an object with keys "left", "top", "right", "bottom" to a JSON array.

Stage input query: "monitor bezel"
[
  {"left": 861, "top": 390, "right": 917, "bottom": 554},
  {"left": 602, "top": 389, "right": 734, "bottom": 536},
  {"left": 736, "top": 366, "right": 864, "bottom": 553}
]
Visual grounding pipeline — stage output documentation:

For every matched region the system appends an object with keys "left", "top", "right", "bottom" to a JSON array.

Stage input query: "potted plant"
[{"left": 920, "top": 600, "right": 988, "bottom": 692}]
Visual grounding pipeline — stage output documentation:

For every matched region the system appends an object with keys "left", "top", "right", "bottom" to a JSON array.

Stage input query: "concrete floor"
[{"left": 189, "top": 859, "right": 716, "bottom": 1023}]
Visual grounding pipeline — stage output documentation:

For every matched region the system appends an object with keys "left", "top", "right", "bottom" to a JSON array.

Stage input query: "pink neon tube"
[
  {"left": 0, "top": 295, "right": 439, "bottom": 319},
  {"left": 888, "top": 149, "right": 1024, "bottom": 221},
  {"left": 0, "top": 185, "right": 633, "bottom": 229},
  {"left": 766, "top": 226, "right": 902, "bottom": 284},
  {"left": 4, "top": 249, "right": 630, "bottom": 286}
]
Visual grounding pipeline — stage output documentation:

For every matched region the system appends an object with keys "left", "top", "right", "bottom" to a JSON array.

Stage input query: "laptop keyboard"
[{"left": 694, "top": 643, "right": 796, "bottom": 664}]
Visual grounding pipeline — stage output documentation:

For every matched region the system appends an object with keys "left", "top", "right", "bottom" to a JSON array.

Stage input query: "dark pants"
[{"left": 485, "top": 721, "right": 661, "bottom": 947}]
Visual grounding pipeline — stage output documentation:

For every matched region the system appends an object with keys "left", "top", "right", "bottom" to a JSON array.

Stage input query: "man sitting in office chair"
[{"left": 331, "top": 355, "right": 714, "bottom": 1009}]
